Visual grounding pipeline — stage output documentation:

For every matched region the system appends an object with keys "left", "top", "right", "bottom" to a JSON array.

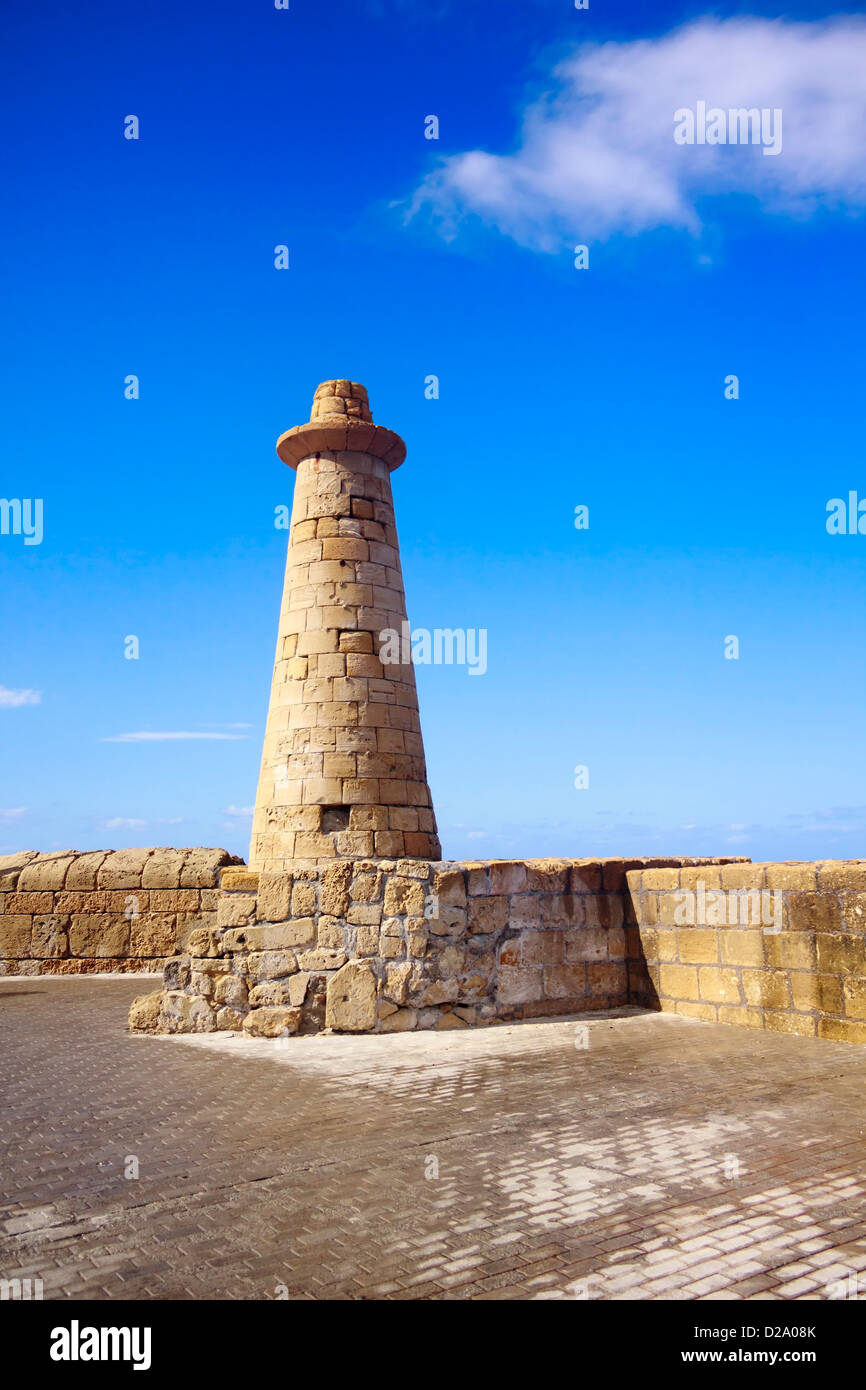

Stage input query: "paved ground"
[{"left": 2, "top": 977, "right": 866, "bottom": 1301}]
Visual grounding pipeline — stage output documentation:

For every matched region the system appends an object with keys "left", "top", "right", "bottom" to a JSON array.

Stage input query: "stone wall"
[
  {"left": 627, "top": 861, "right": 866, "bottom": 1044},
  {"left": 11, "top": 849, "right": 861, "bottom": 1044},
  {"left": 0, "top": 849, "right": 242, "bottom": 975},
  {"left": 128, "top": 856, "right": 742, "bottom": 1036}
]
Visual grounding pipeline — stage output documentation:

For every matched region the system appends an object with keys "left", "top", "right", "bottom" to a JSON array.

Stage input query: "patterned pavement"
[{"left": 2, "top": 976, "right": 866, "bottom": 1301}]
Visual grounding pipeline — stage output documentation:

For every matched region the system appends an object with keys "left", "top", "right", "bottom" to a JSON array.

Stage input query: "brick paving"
[{"left": 2, "top": 976, "right": 866, "bottom": 1301}]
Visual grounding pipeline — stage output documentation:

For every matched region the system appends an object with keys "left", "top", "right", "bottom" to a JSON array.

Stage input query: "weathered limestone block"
[
  {"left": 128, "top": 990, "right": 163, "bottom": 1033},
  {"left": 347, "top": 903, "right": 382, "bottom": 926},
  {"left": 18, "top": 853, "right": 77, "bottom": 891},
  {"left": 436, "top": 944, "right": 465, "bottom": 977},
  {"left": 355, "top": 923, "right": 378, "bottom": 954},
  {"left": 383, "top": 961, "right": 415, "bottom": 1004},
  {"left": 787, "top": 893, "right": 842, "bottom": 933},
  {"left": 0, "top": 917, "right": 35, "bottom": 956},
  {"left": 584, "top": 895, "right": 624, "bottom": 928},
  {"left": 185, "top": 926, "right": 220, "bottom": 957},
  {"left": 325, "top": 960, "right": 377, "bottom": 1031},
  {"left": 571, "top": 863, "right": 603, "bottom": 893},
  {"left": 148, "top": 890, "right": 200, "bottom": 913},
  {"left": 434, "top": 1010, "right": 468, "bottom": 1029},
  {"left": 320, "top": 863, "right": 351, "bottom": 916},
  {"left": 159, "top": 991, "right": 215, "bottom": 1034},
  {"left": 429, "top": 905, "right": 465, "bottom": 936},
  {"left": 817, "top": 861, "right": 866, "bottom": 891},
  {"left": 379, "top": 934, "right": 405, "bottom": 958},
  {"left": 216, "top": 1006, "right": 246, "bottom": 1030},
  {"left": 181, "top": 849, "right": 242, "bottom": 888},
  {"left": 222, "top": 921, "right": 313, "bottom": 952},
  {"left": 256, "top": 874, "right": 292, "bottom": 922},
  {"left": 216, "top": 893, "right": 257, "bottom": 929},
  {"left": 245, "top": 949, "right": 297, "bottom": 980},
  {"left": 0, "top": 851, "right": 39, "bottom": 889},
  {"left": 97, "top": 850, "right": 152, "bottom": 890},
  {"left": 526, "top": 859, "right": 571, "bottom": 894},
  {"left": 421, "top": 979, "right": 459, "bottom": 1006},
  {"left": 164, "top": 956, "right": 191, "bottom": 990},
  {"left": 841, "top": 892, "right": 866, "bottom": 931},
  {"left": 220, "top": 868, "right": 260, "bottom": 891},
  {"left": 6, "top": 891, "right": 53, "bottom": 915},
  {"left": 317, "top": 915, "right": 345, "bottom": 949},
  {"left": 213, "top": 974, "right": 248, "bottom": 1008},
  {"left": 130, "top": 914, "right": 178, "bottom": 957},
  {"left": 296, "top": 948, "right": 347, "bottom": 970},
  {"left": 54, "top": 891, "right": 110, "bottom": 914},
  {"left": 242, "top": 1006, "right": 302, "bottom": 1038},
  {"left": 351, "top": 871, "right": 382, "bottom": 902},
  {"left": 489, "top": 862, "right": 528, "bottom": 895},
  {"left": 141, "top": 849, "right": 187, "bottom": 889},
  {"left": 497, "top": 965, "right": 544, "bottom": 1005},
  {"left": 69, "top": 916, "right": 130, "bottom": 957},
  {"left": 62, "top": 851, "right": 108, "bottom": 890},
  {"left": 30, "top": 916, "right": 68, "bottom": 957},
  {"left": 190, "top": 954, "right": 228, "bottom": 975},
  {"left": 384, "top": 876, "right": 425, "bottom": 917},
  {"left": 178, "top": 913, "right": 211, "bottom": 951},
  {"left": 380, "top": 1007, "right": 417, "bottom": 1032},
  {"left": 467, "top": 897, "right": 507, "bottom": 934},
  {"left": 249, "top": 979, "right": 295, "bottom": 1007},
  {"left": 288, "top": 972, "right": 310, "bottom": 1006},
  {"left": 544, "top": 964, "right": 588, "bottom": 999},
  {"left": 291, "top": 882, "right": 317, "bottom": 917}
]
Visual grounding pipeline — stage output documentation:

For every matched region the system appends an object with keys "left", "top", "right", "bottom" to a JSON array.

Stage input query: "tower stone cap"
[{"left": 276, "top": 379, "right": 406, "bottom": 470}]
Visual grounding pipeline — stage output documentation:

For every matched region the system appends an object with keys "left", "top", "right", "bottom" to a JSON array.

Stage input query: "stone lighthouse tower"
[{"left": 249, "top": 380, "right": 441, "bottom": 872}]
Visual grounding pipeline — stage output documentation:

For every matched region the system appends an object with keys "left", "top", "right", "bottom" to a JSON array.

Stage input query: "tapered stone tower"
[{"left": 249, "top": 380, "right": 441, "bottom": 872}]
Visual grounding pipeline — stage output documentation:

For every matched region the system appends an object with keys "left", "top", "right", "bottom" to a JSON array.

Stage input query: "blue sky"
[{"left": 1, "top": 0, "right": 864, "bottom": 863}]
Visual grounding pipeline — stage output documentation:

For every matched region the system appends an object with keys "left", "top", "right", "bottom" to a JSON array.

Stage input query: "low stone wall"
[
  {"left": 627, "top": 861, "right": 866, "bottom": 1044},
  {"left": 0, "top": 849, "right": 242, "bottom": 975},
  {"left": 129, "top": 856, "right": 741, "bottom": 1036},
  {"left": 12, "top": 848, "right": 861, "bottom": 1044}
]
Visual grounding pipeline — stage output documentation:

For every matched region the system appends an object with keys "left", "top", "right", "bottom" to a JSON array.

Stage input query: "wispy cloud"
[
  {"left": 410, "top": 16, "right": 866, "bottom": 246},
  {"left": 0, "top": 685, "right": 41, "bottom": 708},
  {"left": 0, "top": 807, "right": 27, "bottom": 821},
  {"left": 101, "top": 731, "right": 248, "bottom": 743},
  {"left": 100, "top": 815, "right": 183, "bottom": 829},
  {"left": 223, "top": 805, "right": 254, "bottom": 817}
]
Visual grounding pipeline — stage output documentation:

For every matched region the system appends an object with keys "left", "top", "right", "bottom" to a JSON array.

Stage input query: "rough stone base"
[{"left": 129, "top": 856, "right": 744, "bottom": 1038}]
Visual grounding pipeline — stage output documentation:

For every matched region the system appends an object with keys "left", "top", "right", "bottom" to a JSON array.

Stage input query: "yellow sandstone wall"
[
  {"left": 0, "top": 849, "right": 242, "bottom": 975},
  {"left": 627, "top": 861, "right": 866, "bottom": 1044},
  {"left": 128, "top": 856, "right": 743, "bottom": 1036}
]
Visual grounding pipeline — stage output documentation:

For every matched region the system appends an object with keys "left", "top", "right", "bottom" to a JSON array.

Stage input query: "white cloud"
[
  {"left": 223, "top": 805, "right": 254, "bottom": 817},
  {"left": 410, "top": 16, "right": 866, "bottom": 245},
  {"left": 102, "top": 731, "right": 247, "bottom": 743},
  {"left": 103, "top": 817, "right": 147, "bottom": 829},
  {"left": 0, "top": 807, "right": 26, "bottom": 821},
  {"left": 0, "top": 685, "right": 41, "bottom": 707}
]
